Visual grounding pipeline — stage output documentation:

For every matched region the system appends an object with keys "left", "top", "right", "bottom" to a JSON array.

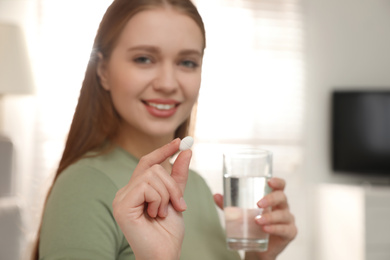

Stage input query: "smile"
[
  {"left": 142, "top": 99, "right": 180, "bottom": 118},
  {"left": 146, "top": 102, "right": 176, "bottom": 110}
]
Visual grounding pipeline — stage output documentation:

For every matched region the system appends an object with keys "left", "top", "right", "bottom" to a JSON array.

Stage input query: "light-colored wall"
[
  {"left": 303, "top": 0, "right": 390, "bottom": 259},
  {"left": 303, "top": 0, "right": 390, "bottom": 185}
]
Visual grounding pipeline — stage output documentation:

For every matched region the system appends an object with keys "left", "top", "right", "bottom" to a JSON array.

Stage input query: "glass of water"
[{"left": 223, "top": 148, "right": 272, "bottom": 251}]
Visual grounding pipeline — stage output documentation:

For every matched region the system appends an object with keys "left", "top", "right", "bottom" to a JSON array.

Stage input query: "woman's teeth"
[{"left": 147, "top": 102, "right": 175, "bottom": 110}]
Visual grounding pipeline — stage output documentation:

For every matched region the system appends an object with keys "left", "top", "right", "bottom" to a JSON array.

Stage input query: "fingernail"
[
  {"left": 255, "top": 215, "right": 266, "bottom": 225},
  {"left": 180, "top": 197, "right": 187, "bottom": 210},
  {"left": 257, "top": 199, "right": 267, "bottom": 208}
]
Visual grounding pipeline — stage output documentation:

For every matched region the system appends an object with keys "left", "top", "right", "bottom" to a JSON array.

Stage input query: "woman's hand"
[
  {"left": 214, "top": 177, "right": 297, "bottom": 260},
  {"left": 112, "top": 139, "right": 191, "bottom": 260}
]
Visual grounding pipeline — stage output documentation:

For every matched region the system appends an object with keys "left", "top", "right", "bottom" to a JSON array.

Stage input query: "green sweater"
[{"left": 39, "top": 146, "right": 241, "bottom": 260}]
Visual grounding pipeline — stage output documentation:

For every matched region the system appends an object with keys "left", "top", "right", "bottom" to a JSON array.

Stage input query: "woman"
[{"left": 33, "top": 0, "right": 297, "bottom": 259}]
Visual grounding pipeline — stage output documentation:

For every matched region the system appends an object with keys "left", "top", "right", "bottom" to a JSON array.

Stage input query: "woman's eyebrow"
[
  {"left": 127, "top": 46, "right": 202, "bottom": 57},
  {"left": 127, "top": 45, "right": 159, "bottom": 53},
  {"left": 179, "top": 49, "right": 203, "bottom": 57}
]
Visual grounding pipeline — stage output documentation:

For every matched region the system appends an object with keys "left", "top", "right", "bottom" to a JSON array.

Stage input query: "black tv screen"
[{"left": 332, "top": 90, "right": 390, "bottom": 175}]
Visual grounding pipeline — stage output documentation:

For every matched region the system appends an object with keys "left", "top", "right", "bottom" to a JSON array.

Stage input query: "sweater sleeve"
[{"left": 39, "top": 163, "right": 126, "bottom": 259}]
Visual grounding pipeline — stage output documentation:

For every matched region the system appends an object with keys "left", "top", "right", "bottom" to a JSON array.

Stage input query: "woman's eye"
[
  {"left": 134, "top": 56, "right": 152, "bottom": 64},
  {"left": 180, "top": 60, "right": 198, "bottom": 68}
]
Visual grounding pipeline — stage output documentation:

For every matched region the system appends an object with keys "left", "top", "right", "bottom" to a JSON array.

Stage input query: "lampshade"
[{"left": 0, "top": 23, "right": 34, "bottom": 95}]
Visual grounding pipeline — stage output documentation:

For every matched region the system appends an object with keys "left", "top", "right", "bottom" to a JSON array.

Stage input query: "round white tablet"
[{"left": 179, "top": 136, "right": 194, "bottom": 151}]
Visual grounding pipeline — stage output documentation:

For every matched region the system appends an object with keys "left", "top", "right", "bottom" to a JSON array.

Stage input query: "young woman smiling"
[{"left": 31, "top": 1, "right": 297, "bottom": 259}]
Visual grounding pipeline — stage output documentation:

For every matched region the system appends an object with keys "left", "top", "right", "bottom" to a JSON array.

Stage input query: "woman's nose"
[{"left": 152, "top": 62, "right": 179, "bottom": 92}]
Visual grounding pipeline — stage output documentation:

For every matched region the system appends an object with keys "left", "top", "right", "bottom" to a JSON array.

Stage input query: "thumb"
[
  {"left": 213, "top": 193, "right": 224, "bottom": 210},
  {"left": 171, "top": 149, "right": 192, "bottom": 193}
]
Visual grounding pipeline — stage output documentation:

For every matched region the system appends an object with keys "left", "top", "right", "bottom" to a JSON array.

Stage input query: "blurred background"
[{"left": 0, "top": 0, "right": 389, "bottom": 259}]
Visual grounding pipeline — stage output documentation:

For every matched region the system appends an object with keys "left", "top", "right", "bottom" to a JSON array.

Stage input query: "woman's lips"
[{"left": 142, "top": 99, "right": 180, "bottom": 118}]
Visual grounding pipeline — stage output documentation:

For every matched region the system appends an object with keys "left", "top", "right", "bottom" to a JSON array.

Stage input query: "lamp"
[
  {"left": 0, "top": 22, "right": 34, "bottom": 129},
  {"left": 0, "top": 22, "right": 34, "bottom": 95}
]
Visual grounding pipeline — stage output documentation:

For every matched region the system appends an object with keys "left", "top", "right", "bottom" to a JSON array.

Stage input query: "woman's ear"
[{"left": 97, "top": 52, "right": 110, "bottom": 91}]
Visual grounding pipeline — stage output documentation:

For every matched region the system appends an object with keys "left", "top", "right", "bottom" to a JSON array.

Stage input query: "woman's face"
[{"left": 98, "top": 8, "right": 203, "bottom": 140}]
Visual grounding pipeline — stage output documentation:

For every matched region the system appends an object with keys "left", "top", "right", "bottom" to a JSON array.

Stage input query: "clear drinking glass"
[{"left": 223, "top": 148, "right": 272, "bottom": 251}]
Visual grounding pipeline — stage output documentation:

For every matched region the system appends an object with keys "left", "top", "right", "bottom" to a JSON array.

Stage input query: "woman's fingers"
[
  {"left": 146, "top": 150, "right": 192, "bottom": 214},
  {"left": 258, "top": 190, "right": 289, "bottom": 210},
  {"left": 151, "top": 163, "right": 188, "bottom": 215},
  {"left": 140, "top": 164, "right": 188, "bottom": 217},
  {"left": 256, "top": 208, "right": 295, "bottom": 226},
  {"left": 255, "top": 207, "right": 297, "bottom": 242},
  {"left": 268, "top": 177, "right": 286, "bottom": 191},
  {"left": 262, "top": 222, "right": 298, "bottom": 241},
  {"left": 254, "top": 178, "right": 298, "bottom": 242},
  {"left": 113, "top": 182, "right": 157, "bottom": 221},
  {"left": 136, "top": 138, "right": 181, "bottom": 173},
  {"left": 144, "top": 184, "right": 162, "bottom": 218},
  {"left": 143, "top": 167, "right": 171, "bottom": 218},
  {"left": 124, "top": 138, "right": 189, "bottom": 213},
  {"left": 171, "top": 149, "right": 192, "bottom": 194},
  {"left": 115, "top": 139, "right": 192, "bottom": 220},
  {"left": 114, "top": 165, "right": 184, "bottom": 219}
]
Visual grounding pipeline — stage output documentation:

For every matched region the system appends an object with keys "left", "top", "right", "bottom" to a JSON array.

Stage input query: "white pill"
[{"left": 179, "top": 136, "right": 194, "bottom": 151}]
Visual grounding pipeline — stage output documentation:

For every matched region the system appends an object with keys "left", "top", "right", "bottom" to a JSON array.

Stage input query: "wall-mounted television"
[{"left": 332, "top": 90, "right": 390, "bottom": 176}]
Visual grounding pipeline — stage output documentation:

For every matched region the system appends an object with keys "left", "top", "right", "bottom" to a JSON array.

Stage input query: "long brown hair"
[{"left": 31, "top": 0, "right": 205, "bottom": 258}]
